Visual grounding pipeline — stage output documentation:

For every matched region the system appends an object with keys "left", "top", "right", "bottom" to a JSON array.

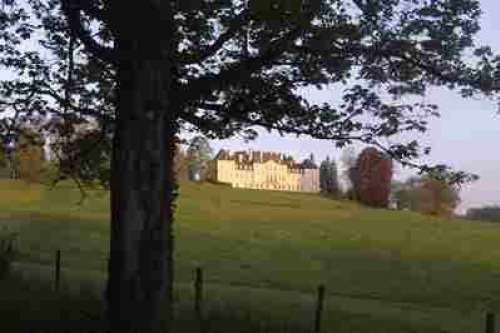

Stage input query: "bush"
[{"left": 340, "top": 188, "right": 357, "bottom": 201}]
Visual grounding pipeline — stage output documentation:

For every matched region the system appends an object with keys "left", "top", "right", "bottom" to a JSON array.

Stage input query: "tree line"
[
  {"left": 466, "top": 206, "right": 500, "bottom": 223},
  {"left": 0, "top": 128, "right": 468, "bottom": 221},
  {"left": 319, "top": 147, "right": 460, "bottom": 218}
]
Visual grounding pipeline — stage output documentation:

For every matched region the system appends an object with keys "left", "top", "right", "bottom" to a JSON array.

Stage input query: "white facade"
[{"left": 209, "top": 150, "right": 320, "bottom": 193}]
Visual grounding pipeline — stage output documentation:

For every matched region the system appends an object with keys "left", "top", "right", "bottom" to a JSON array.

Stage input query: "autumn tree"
[
  {"left": 354, "top": 147, "right": 393, "bottom": 207},
  {"left": 393, "top": 176, "right": 460, "bottom": 217},
  {"left": 1, "top": 0, "right": 499, "bottom": 331},
  {"left": 46, "top": 118, "right": 112, "bottom": 188},
  {"left": 416, "top": 177, "right": 461, "bottom": 217},
  {"left": 173, "top": 140, "right": 189, "bottom": 181},
  {"left": 14, "top": 127, "right": 45, "bottom": 184},
  {"left": 0, "top": 143, "right": 6, "bottom": 174},
  {"left": 0, "top": 140, "right": 13, "bottom": 179}
]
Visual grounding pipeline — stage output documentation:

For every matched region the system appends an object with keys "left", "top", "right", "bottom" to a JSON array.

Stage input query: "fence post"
[
  {"left": 54, "top": 249, "right": 61, "bottom": 291},
  {"left": 486, "top": 312, "right": 495, "bottom": 333},
  {"left": 194, "top": 267, "right": 203, "bottom": 332},
  {"left": 314, "top": 285, "right": 325, "bottom": 333}
]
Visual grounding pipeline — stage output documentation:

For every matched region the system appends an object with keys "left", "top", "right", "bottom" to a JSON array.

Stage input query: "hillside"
[{"left": 2, "top": 180, "right": 500, "bottom": 332}]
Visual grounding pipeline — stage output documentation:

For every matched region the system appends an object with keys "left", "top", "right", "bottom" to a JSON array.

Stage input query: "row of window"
[{"left": 233, "top": 183, "right": 303, "bottom": 191}]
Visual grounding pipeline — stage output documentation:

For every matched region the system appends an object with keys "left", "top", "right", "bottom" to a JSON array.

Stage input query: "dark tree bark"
[{"left": 105, "top": 3, "right": 176, "bottom": 332}]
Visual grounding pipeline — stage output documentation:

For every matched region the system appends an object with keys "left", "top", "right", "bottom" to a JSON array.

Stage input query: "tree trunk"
[{"left": 106, "top": 4, "right": 176, "bottom": 332}]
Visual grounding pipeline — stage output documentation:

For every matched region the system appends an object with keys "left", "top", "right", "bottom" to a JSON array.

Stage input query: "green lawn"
[{"left": 2, "top": 179, "right": 500, "bottom": 332}]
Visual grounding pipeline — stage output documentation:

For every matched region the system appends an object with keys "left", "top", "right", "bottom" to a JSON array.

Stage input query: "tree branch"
[
  {"left": 181, "top": 103, "right": 363, "bottom": 142},
  {"left": 179, "top": 9, "right": 250, "bottom": 65},
  {"left": 38, "top": 85, "right": 115, "bottom": 123},
  {"left": 61, "top": 0, "right": 117, "bottom": 65},
  {"left": 77, "top": 0, "right": 106, "bottom": 21},
  {"left": 178, "top": 25, "right": 306, "bottom": 105},
  {"left": 348, "top": 42, "right": 500, "bottom": 92}
]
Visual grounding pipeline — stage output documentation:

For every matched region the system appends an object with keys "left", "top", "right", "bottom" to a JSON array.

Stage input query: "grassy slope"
[{"left": 2, "top": 180, "right": 500, "bottom": 332}]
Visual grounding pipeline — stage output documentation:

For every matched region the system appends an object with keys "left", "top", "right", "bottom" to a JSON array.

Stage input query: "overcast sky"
[{"left": 209, "top": 0, "right": 500, "bottom": 214}]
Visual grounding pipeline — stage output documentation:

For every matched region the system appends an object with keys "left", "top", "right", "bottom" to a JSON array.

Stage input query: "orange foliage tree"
[
  {"left": 354, "top": 147, "right": 393, "bottom": 207},
  {"left": 416, "top": 177, "right": 460, "bottom": 217}
]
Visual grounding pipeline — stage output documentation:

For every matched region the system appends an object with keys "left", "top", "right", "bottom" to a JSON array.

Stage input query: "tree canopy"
[{"left": 0, "top": 0, "right": 499, "bottom": 185}]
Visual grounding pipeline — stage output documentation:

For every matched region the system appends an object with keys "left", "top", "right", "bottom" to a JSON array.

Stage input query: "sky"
[{"left": 209, "top": 0, "right": 500, "bottom": 214}]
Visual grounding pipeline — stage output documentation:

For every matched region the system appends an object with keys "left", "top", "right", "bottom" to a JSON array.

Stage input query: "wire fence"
[{"left": 2, "top": 242, "right": 499, "bottom": 333}]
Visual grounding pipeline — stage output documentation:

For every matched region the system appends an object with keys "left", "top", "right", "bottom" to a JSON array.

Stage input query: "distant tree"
[
  {"left": 302, "top": 152, "right": 317, "bottom": 169},
  {"left": 2, "top": 139, "right": 17, "bottom": 179},
  {"left": 173, "top": 142, "right": 189, "bottom": 182},
  {"left": 15, "top": 128, "right": 45, "bottom": 184},
  {"left": 46, "top": 118, "right": 112, "bottom": 188},
  {"left": 0, "top": 144, "right": 6, "bottom": 168},
  {"left": 392, "top": 176, "right": 421, "bottom": 210},
  {"left": 320, "top": 156, "right": 339, "bottom": 196},
  {"left": 329, "top": 158, "right": 339, "bottom": 195},
  {"left": 0, "top": 143, "right": 8, "bottom": 179},
  {"left": 393, "top": 176, "right": 460, "bottom": 217},
  {"left": 355, "top": 147, "right": 393, "bottom": 208},
  {"left": 187, "top": 136, "right": 213, "bottom": 181},
  {"left": 309, "top": 153, "right": 315, "bottom": 165},
  {"left": 340, "top": 147, "right": 358, "bottom": 195},
  {"left": 416, "top": 177, "right": 460, "bottom": 217},
  {"left": 319, "top": 158, "right": 329, "bottom": 192},
  {"left": 466, "top": 206, "right": 500, "bottom": 222}
]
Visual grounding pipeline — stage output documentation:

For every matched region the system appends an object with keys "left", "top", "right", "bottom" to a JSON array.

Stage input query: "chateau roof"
[{"left": 214, "top": 149, "right": 318, "bottom": 169}]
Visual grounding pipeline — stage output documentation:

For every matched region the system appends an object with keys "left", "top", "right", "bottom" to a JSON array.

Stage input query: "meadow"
[{"left": 2, "top": 179, "right": 500, "bottom": 332}]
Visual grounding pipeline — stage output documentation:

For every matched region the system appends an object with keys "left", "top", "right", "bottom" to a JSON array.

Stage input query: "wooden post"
[
  {"left": 55, "top": 249, "right": 61, "bottom": 291},
  {"left": 314, "top": 285, "right": 325, "bottom": 333},
  {"left": 486, "top": 312, "right": 495, "bottom": 333},
  {"left": 195, "top": 267, "right": 203, "bottom": 332}
]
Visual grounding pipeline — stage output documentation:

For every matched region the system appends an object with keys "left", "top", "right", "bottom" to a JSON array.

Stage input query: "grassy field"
[{"left": 2, "top": 179, "right": 500, "bottom": 332}]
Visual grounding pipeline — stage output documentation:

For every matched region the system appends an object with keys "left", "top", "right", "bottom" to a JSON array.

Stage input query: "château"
[{"left": 208, "top": 149, "right": 320, "bottom": 193}]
